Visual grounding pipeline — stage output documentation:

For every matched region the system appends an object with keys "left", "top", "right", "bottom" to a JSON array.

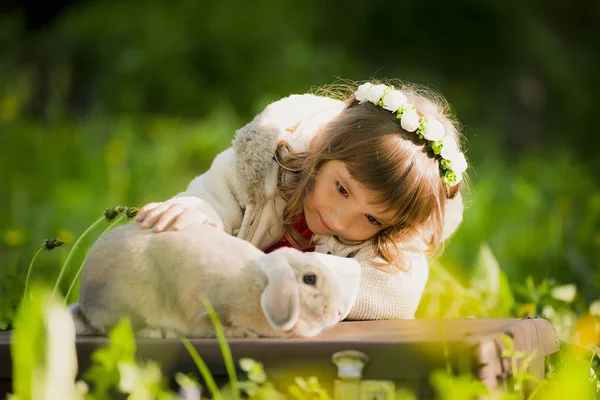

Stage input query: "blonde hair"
[{"left": 275, "top": 80, "right": 467, "bottom": 270}]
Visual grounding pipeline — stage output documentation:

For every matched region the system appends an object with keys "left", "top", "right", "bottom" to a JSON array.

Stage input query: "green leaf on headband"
[
  {"left": 396, "top": 107, "right": 405, "bottom": 119},
  {"left": 444, "top": 170, "right": 457, "bottom": 186},
  {"left": 431, "top": 140, "right": 443, "bottom": 155},
  {"left": 417, "top": 116, "right": 428, "bottom": 136}
]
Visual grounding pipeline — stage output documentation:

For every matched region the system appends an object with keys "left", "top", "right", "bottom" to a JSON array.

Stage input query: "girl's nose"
[{"left": 331, "top": 210, "right": 350, "bottom": 233}]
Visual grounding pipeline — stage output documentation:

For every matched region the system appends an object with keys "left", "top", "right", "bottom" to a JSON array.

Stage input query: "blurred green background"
[{"left": 0, "top": 0, "right": 599, "bottom": 333}]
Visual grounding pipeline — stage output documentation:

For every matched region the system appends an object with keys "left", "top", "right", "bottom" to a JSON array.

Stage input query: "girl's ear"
[
  {"left": 254, "top": 255, "right": 300, "bottom": 331},
  {"left": 441, "top": 191, "right": 464, "bottom": 241}
]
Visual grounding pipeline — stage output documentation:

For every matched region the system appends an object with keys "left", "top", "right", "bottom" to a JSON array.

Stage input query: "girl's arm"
[
  {"left": 136, "top": 147, "right": 248, "bottom": 234},
  {"left": 170, "top": 148, "right": 248, "bottom": 235},
  {"left": 345, "top": 248, "right": 429, "bottom": 320}
]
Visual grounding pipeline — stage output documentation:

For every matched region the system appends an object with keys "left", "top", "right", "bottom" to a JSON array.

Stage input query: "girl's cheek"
[{"left": 328, "top": 186, "right": 338, "bottom": 205}]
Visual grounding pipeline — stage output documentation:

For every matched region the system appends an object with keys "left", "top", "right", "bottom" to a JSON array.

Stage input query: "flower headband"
[{"left": 355, "top": 82, "right": 467, "bottom": 186}]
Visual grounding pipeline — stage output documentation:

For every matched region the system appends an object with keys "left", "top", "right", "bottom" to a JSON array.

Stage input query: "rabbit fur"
[{"left": 69, "top": 222, "right": 345, "bottom": 338}]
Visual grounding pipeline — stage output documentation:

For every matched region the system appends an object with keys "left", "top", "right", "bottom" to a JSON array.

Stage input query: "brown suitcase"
[{"left": 0, "top": 317, "right": 559, "bottom": 399}]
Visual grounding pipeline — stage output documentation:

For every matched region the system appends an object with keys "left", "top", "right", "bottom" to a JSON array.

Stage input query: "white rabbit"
[{"left": 69, "top": 222, "right": 359, "bottom": 338}]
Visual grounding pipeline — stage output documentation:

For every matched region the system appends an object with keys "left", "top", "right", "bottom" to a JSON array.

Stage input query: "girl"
[{"left": 135, "top": 81, "right": 467, "bottom": 320}]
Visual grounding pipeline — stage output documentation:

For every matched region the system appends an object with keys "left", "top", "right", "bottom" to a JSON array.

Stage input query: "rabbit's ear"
[{"left": 255, "top": 255, "right": 300, "bottom": 331}]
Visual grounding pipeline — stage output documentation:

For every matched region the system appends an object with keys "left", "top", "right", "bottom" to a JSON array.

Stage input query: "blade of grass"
[
  {"left": 201, "top": 297, "right": 240, "bottom": 400},
  {"left": 181, "top": 338, "right": 224, "bottom": 400},
  {"left": 23, "top": 246, "right": 44, "bottom": 305},
  {"left": 64, "top": 214, "right": 127, "bottom": 303},
  {"left": 52, "top": 215, "right": 106, "bottom": 296},
  {"left": 526, "top": 378, "right": 547, "bottom": 400},
  {"left": 437, "top": 319, "right": 453, "bottom": 376}
]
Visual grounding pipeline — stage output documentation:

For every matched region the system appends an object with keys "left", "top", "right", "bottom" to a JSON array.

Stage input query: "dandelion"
[
  {"left": 54, "top": 206, "right": 125, "bottom": 298},
  {"left": 44, "top": 238, "right": 65, "bottom": 250},
  {"left": 24, "top": 238, "right": 66, "bottom": 304},
  {"left": 125, "top": 206, "right": 140, "bottom": 219},
  {"left": 104, "top": 206, "right": 125, "bottom": 221},
  {"left": 65, "top": 206, "right": 138, "bottom": 302}
]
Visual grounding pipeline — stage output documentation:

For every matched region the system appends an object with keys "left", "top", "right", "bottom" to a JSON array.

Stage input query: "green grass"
[{"left": 2, "top": 110, "right": 600, "bottom": 398}]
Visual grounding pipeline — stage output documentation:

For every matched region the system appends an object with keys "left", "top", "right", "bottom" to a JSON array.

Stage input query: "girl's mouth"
[{"left": 318, "top": 213, "right": 333, "bottom": 232}]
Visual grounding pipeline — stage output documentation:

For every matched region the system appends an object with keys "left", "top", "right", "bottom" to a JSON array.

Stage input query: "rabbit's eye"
[{"left": 303, "top": 273, "right": 317, "bottom": 285}]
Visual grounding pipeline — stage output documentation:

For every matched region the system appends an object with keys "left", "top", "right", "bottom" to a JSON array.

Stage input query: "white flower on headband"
[
  {"left": 422, "top": 119, "right": 446, "bottom": 141},
  {"left": 445, "top": 171, "right": 463, "bottom": 186},
  {"left": 448, "top": 152, "right": 468, "bottom": 174},
  {"left": 355, "top": 82, "right": 372, "bottom": 103},
  {"left": 367, "top": 84, "right": 387, "bottom": 104},
  {"left": 382, "top": 90, "right": 407, "bottom": 112},
  {"left": 400, "top": 109, "right": 420, "bottom": 132},
  {"left": 354, "top": 82, "right": 468, "bottom": 186},
  {"left": 440, "top": 136, "right": 459, "bottom": 160}
]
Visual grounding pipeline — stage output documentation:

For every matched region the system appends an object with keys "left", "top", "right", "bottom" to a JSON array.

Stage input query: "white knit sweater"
[{"left": 174, "top": 94, "right": 464, "bottom": 320}]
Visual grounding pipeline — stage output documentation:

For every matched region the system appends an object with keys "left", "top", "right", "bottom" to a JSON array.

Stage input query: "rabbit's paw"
[
  {"left": 136, "top": 327, "right": 182, "bottom": 338},
  {"left": 136, "top": 328, "right": 164, "bottom": 338},
  {"left": 224, "top": 327, "right": 259, "bottom": 338}
]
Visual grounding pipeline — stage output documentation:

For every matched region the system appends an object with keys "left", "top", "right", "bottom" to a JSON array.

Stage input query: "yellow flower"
[
  {"left": 574, "top": 314, "right": 600, "bottom": 347},
  {"left": 0, "top": 95, "right": 19, "bottom": 122},
  {"left": 57, "top": 230, "right": 74, "bottom": 245},
  {"left": 516, "top": 303, "right": 536, "bottom": 318},
  {"left": 104, "top": 138, "right": 128, "bottom": 165},
  {"left": 593, "top": 231, "right": 600, "bottom": 247},
  {"left": 4, "top": 229, "right": 25, "bottom": 247}
]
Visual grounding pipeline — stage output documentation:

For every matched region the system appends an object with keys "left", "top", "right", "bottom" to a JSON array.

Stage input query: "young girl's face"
[{"left": 304, "top": 160, "right": 396, "bottom": 241}]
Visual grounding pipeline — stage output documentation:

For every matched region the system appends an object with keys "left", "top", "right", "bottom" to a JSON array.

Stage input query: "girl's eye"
[
  {"left": 335, "top": 181, "right": 349, "bottom": 197},
  {"left": 366, "top": 215, "right": 382, "bottom": 226}
]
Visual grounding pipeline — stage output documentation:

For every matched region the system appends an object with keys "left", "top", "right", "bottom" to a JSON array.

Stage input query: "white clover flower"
[
  {"left": 355, "top": 82, "right": 372, "bottom": 103},
  {"left": 551, "top": 284, "right": 577, "bottom": 303},
  {"left": 422, "top": 119, "right": 446, "bottom": 141},
  {"left": 440, "top": 136, "right": 459, "bottom": 160},
  {"left": 590, "top": 300, "right": 600, "bottom": 317},
  {"left": 401, "top": 109, "right": 420, "bottom": 132},
  {"left": 382, "top": 90, "right": 407, "bottom": 112},
  {"left": 367, "top": 84, "right": 387, "bottom": 104},
  {"left": 118, "top": 362, "right": 140, "bottom": 393},
  {"left": 33, "top": 302, "right": 79, "bottom": 400},
  {"left": 448, "top": 152, "right": 468, "bottom": 174},
  {"left": 542, "top": 305, "right": 556, "bottom": 319}
]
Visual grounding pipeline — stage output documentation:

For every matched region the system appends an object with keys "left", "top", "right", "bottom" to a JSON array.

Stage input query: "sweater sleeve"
[
  {"left": 344, "top": 247, "right": 429, "bottom": 320},
  {"left": 172, "top": 148, "right": 247, "bottom": 235},
  {"left": 340, "top": 191, "right": 461, "bottom": 320}
]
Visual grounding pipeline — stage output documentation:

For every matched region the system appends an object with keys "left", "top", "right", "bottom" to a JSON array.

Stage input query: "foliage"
[
  {"left": 1, "top": 0, "right": 599, "bottom": 397},
  {"left": 8, "top": 284, "right": 600, "bottom": 399},
  {"left": 2, "top": 104, "right": 600, "bottom": 399}
]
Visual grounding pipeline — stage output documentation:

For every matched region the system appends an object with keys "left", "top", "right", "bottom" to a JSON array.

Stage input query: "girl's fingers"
[
  {"left": 140, "top": 203, "right": 172, "bottom": 228},
  {"left": 153, "top": 204, "right": 185, "bottom": 232},
  {"left": 172, "top": 209, "right": 195, "bottom": 231},
  {"left": 135, "top": 202, "right": 161, "bottom": 222},
  {"left": 205, "top": 220, "right": 219, "bottom": 228},
  {"left": 173, "top": 209, "right": 214, "bottom": 231}
]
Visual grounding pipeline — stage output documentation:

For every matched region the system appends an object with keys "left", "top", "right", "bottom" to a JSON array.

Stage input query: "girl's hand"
[{"left": 135, "top": 197, "right": 221, "bottom": 232}]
